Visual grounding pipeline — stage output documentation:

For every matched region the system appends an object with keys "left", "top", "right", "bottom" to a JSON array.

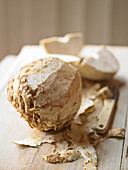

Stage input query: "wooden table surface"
[{"left": 0, "top": 46, "right": 128, "bottom": 170}]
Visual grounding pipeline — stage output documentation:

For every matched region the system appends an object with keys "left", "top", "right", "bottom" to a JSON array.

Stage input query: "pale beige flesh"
[
  {"left": 39, "top": 33, "right": 83, "bottom": 55},
  {"left": 78, "top": 46, "right": 119, "bottom": 81}
]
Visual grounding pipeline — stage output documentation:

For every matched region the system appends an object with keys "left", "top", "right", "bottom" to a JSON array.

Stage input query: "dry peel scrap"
[
  {"left": 75, "top": 85, "right": 113, "bottom": 134},
  {"left": 75, "top": 96, "right": 103, "bottom": 134},
  {"left": 77, "top": 97, "right": 94, "bottom": 116},
  {"left": 89, "top": 128, "right": 125, "bottom": 146},
  {"left": 42, "top": 148, "right": 81, "bottom": 163},
  {"left": 65, "top": 122, "right": 98, "bottom": 169},
  {"left": 42, "top": 122, "right": 98, "bottom": 169},
  {"left": 107, "top": 127, "right": 125, "bottom": 137},
  {"left": 74, "top": 82, "right": 101, "bottom": 125},
  {"left": 42, "top": 130, "right": 83, "bottom": 164},
  {"left": 53, "top": 140, "right": 69, "bottom": 153},
  {"left": 74, "top": 83, "right": 112, "bottom": 127},
  {"left": 74, "top": 90, "right": 95, "bottom": 125},
  {"left": 74, "top": 102, "right": 94, "bottom": 125},
  {"left": 96, "top": 86, "right": 112, "bottom": 100},
  {"left": 83, "top": 97, "right": 103, "bottom": 134},
  {"left": 12, "top": 132, "right": 64, "bottom": 147},
  {"left": 82, "top": 80, "right": 101, "bottom": 96},
  {"left": 74, "top": 144, "right": 97, "bottom": 170},
  {"left": 42, "top": 143, "right": 97, "bottom": 169},
  {"left": 65, "top": 122, "right": 87, "bottom": 143},
  {"left": 12, "top": 123, "right": 124, "bottom": 169}
]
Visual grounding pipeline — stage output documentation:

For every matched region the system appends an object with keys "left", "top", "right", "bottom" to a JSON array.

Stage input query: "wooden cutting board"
[{"left": 0, "top": 46, "right": 128, "bottom": 170}]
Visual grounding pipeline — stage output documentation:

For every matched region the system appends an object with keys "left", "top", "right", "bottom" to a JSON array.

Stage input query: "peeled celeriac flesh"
[
  {"left": 78, "top": 46, "right": 119, "bottom": 81},
  {"left": 39, "top": 33, "right": 83, "bottom": 55}
]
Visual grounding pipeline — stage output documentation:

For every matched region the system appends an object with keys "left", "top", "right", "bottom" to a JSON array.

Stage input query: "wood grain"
[
  {"left": 0, "top": 46, "right": 128, "bottom": 170},
  {"left": 121, "top": 99, "right": 128, "bottom": 170}
]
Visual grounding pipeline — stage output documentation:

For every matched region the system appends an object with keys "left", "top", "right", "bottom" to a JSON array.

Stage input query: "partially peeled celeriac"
[{"left": 7, "top": 57, "right": 82, "bottom": 131}]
